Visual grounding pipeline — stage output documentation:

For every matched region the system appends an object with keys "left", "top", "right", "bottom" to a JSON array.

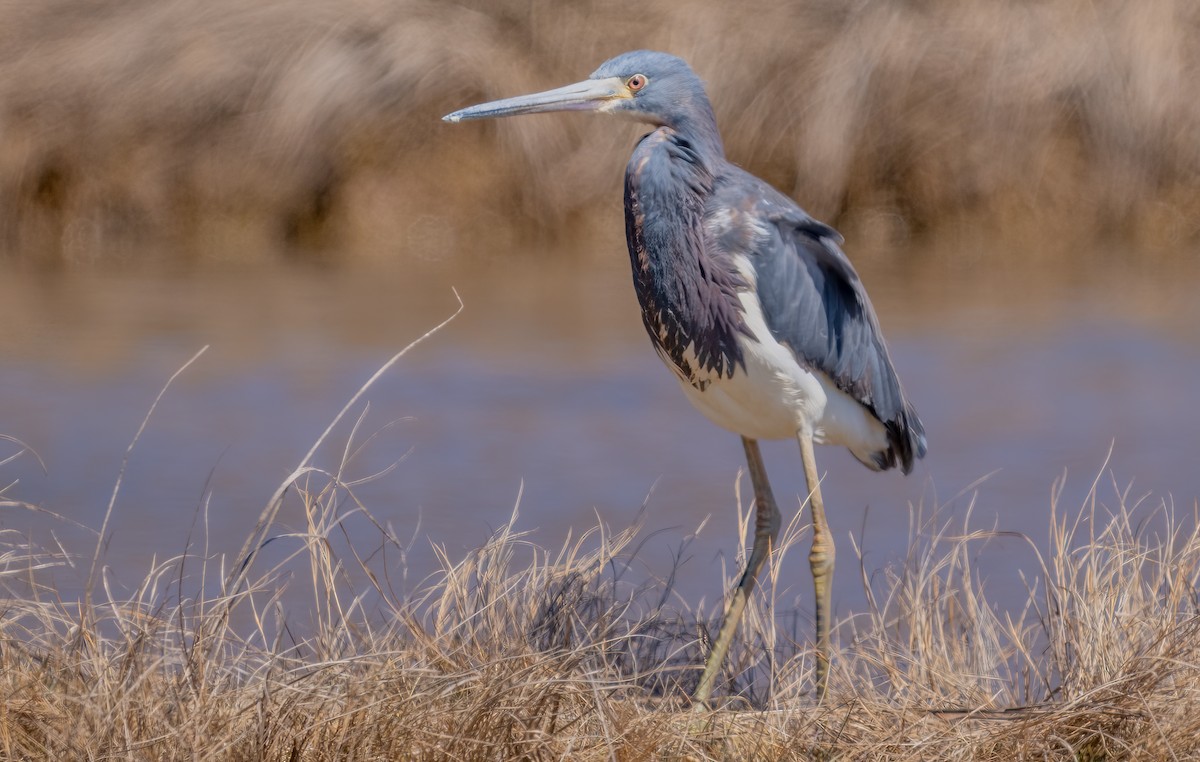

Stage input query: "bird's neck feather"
[
  {"left": 623, "top": 135, "right": 747, "bottom": 380},
  {"left": 667, "top": 107, "right": 724, "bottom": 165}
]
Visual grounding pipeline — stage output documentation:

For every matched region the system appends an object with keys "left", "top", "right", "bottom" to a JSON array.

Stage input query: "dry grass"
[
  {"left": 3, "top": 328, "right": 1200, "bottom": 760},
  {"left": 2, "top": 0, "right": 1199, "bottom": 265}
]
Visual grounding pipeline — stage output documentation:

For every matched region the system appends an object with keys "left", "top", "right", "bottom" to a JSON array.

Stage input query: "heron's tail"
[
  {"left": 859, "top": 403, "right": 927, "bottom": 474},
  {"left": 893, "top": 403, "right": 927, "bottom": 474}
]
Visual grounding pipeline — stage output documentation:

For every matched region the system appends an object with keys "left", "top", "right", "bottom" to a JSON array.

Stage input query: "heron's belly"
[
  {"left": 674, "top": 361, "right": 810, "bottom": 441},
  {"left": 667, "top": 346, "right": 866, "bottom": 444},
  {"left": 659, "top": 294, "right": 889, "bottom": 452}
]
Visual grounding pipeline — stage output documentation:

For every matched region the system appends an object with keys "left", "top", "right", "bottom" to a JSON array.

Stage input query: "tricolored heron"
[{"left": 445, "top": 50, "right": 926, "bottom": 706}]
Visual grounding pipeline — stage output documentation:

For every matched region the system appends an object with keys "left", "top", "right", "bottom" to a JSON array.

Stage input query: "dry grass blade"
[
  {"left": 83, "top": 346, "right": 208, "bottom": 624},
  {"left": 224, "top": 290, "right": 462, "bottom": 599}
]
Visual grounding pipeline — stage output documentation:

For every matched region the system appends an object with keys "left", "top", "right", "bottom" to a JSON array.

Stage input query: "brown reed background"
[{"left": 2, "top": 0, "right": 1198, "bottom": 267}]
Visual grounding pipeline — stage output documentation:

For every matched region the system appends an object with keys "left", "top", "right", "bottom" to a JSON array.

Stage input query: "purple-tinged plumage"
[{"left": 624, "top": 128, "right": 750, "bottom": 389}]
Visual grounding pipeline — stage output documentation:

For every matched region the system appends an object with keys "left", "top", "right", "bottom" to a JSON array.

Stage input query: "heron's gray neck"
[{"left": 669, "top": 107, "right": 724, "bottom": 165}]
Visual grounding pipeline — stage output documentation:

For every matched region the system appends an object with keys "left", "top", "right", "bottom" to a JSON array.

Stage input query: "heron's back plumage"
[{"left": 715, "top": 169, "right": 927, "bottom": 471}]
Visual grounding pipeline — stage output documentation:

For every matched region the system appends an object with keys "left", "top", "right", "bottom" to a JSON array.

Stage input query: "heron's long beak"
[{"left": 443, "top": 77, "right": 628, "bottom": 122}]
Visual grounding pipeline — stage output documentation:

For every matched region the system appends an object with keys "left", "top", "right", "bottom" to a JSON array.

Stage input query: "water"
[{"left": 2, "top": 252, "right": 1198, "bottom": 622}]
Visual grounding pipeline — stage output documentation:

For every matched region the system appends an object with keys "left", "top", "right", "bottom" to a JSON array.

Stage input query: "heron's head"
[{"left": 443, "top": 50, "right": 716, "bottom": 133}]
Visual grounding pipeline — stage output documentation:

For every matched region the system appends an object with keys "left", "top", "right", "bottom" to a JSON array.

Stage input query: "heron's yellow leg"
[
  {"left": 798, "top": 429, "right": 833, "bottom": 702},
  {"left": 691, "top": 436, "right": 780, "bottom": 711}
]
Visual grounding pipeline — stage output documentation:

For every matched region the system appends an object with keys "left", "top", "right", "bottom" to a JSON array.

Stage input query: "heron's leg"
[
  {"left": 798, "top": 429, "right": 833, "bottom": 701},
  {"left": 692, "top": 436, "right": 781, "bottom": 710}
]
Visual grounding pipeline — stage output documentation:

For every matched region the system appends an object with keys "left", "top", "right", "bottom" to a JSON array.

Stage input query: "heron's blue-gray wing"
[{"left": 749, "top": 200, "right": 927, "bottom": 472}]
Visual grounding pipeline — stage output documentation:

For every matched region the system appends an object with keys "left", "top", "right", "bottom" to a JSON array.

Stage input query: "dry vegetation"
[
  {"left": 2, "top": 0, "right": 1199, "bottom": 266},
  {"left": 3, "top": 335, "right": 1200, "bottom": 760}
]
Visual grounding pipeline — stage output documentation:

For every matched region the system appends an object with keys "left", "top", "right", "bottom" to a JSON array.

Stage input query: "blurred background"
[{"left": 1, "top": 0, "right": 1198, "bottom": 618}]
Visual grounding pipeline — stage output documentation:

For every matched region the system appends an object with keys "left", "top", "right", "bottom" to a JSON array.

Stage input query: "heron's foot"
[{"left": 686, "top": 703, "right": 714, "bottom": 737}]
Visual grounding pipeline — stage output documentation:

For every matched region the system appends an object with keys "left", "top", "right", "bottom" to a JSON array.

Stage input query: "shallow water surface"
[{"left": 2, "top": 253, "right": 1198, "bottom": 621}]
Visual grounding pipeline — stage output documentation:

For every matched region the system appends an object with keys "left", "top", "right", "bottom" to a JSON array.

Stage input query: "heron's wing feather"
[{"left": 746, "top": 192, "right": 926, "bottom": 470}]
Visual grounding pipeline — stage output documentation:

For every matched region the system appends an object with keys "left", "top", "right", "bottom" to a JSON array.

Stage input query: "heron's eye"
[{"left": 627, "top": 74, "right": 647, "bottom": 92}]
